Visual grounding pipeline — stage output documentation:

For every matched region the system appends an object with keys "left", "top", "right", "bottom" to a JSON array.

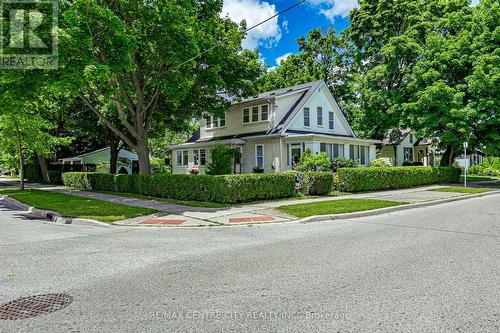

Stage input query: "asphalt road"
[{"left": 1, "top": 194, "right": 499, "bottom": 332}]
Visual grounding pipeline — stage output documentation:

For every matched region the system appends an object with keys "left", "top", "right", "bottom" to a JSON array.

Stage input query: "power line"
[{"left": 176, "top": 0, "right": 306, "bottom": 68}]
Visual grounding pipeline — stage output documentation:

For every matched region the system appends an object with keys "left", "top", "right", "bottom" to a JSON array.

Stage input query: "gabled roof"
[
  {"left": 184, "top": 80, "right": 356, "bottom": 143},
  {"left": 382, "top": 128, "right": 412, "bottom": 145},
  {"left": 237, "top": 80, "right": 323, "bottom": 105}
]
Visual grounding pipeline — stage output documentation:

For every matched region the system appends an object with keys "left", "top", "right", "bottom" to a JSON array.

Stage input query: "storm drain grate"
[{"left": 0, "top": 293, "right": 73, "bottom": 320}]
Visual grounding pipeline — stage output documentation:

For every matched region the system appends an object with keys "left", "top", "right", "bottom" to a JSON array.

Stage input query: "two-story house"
[{"left": 169, "top": 80, "right": 381, "bottom": 174}]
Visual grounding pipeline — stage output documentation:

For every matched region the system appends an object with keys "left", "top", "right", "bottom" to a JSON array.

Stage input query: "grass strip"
[
  {"left": 430, "top": 186, "right": 493, "bottom": 194},
  {"left": 277, "top": 198, "right": 407, "bottom": 218},
  {"left": 0, "top": 189, "right": 156, "bottom": 222}
]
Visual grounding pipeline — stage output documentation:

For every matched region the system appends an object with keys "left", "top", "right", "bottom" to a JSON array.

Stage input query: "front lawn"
[
  {"left": 459, "top": 175, "right": 498, "bottom": 182},
  {"left": 0, "top": 189, "right": 156, "bottom": 222},
  {"left": 430, "top": 186, "right": 493, "bottom": 194},
  {"left": 277, "top": 198, "right": 407, "bottom": 218}
]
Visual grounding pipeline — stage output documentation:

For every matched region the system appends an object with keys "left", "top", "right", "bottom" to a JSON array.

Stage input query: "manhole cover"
[{"left": 0, "top": 293, "right": 73, "bottom": 320}]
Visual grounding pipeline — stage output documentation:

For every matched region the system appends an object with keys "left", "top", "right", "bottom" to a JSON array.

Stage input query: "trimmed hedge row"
[
  {"left": 334, "top": 166, "right": 461, "bottom": 192},
  {"left": 62, "top": 172, "right": 296, "bottom": 204},
  {"left": 298, "top": 172, "right": 334, "bottom": 196}
]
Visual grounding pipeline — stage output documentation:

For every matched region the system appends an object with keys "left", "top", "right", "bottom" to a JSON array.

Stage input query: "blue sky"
[{"left": 221, "top": 0, "right": 357, "bottom": 67}]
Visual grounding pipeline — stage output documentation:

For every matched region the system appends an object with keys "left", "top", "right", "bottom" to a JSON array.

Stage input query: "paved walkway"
[{"left": 3, "top": 176, "right": 497, "bottom": 227}]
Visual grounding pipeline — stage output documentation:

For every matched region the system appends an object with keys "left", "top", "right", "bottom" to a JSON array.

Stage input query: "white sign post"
[{"left": 463, "top": 141, "right": 468, "bottom": 187}]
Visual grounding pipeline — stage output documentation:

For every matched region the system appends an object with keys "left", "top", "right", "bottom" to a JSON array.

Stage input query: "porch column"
[{"left": 369, "top": 145, "right": 376, "bottom": 162}]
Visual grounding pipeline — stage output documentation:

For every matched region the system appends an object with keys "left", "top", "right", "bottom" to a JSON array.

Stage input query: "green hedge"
[
  {"left": 334, "top": 167, "right": 461, "bottom": 192},
  {"left": 62, "top": 172, "right": 296, "bottom": 204},
  {"left": 43, "top": 171, "right": 63, "bottom": 185},
  {"left": 298, "top": 172, "right": 334, "bottom": 196}
]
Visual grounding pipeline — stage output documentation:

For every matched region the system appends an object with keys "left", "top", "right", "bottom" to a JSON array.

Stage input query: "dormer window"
[
  {"left": 242, "top": 104, "right": 270, "bottom": 124},
  {"left": 205, "top": 113, "right": 226, "bottom": 129}
]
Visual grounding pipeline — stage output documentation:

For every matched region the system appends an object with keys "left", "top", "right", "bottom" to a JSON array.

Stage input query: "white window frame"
[
  {"left": 328, "top": 111, "right": 334, "bottom": 130},
  {"left": 243, "top": 108, "right": 250, "bottom": 124},
  {"left": 317, "top": 107, "right": 323, "bottom": 127},
  {"left": 255, "top": 144, "right": 264, "bottom": 168},
  {"left": 200, "top": 149, "right": 206, "bottom": 166},
  {"left": 176, "top": 151, "right": 183, "bottom": 166},
  {"left": 193, "top": 149, "right": 207, "bottom": 166},
  {"left": 304, "top": 107, "right": 310, "bottom": 127},
  {"left": 242, "top": 104, "right": 270, "bottom": 124},
  {"left": 205, "top": 113, "right": 226, "bottom": 130}
]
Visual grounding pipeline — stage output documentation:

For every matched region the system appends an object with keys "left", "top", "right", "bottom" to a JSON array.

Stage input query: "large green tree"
[{"left": 57, "top": 0, "right": 261, "bottom": 173}]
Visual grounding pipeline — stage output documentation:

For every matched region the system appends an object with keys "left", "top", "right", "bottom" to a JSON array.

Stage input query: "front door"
[{"left": 290, "top": 144, "right": 302, "bottom": 169}]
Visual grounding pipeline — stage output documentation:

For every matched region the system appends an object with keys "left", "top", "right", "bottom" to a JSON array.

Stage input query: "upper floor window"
[
  {"left": 317, "top": 107, "right": 323, "bottom": 126},
  {"left": 261, "top": 105, "right": 269, "bottom": 121},
  {"left": 304, "top": 107, "right": 310, "bottom": 127},
  {"left": 409, "top": 134, "right": 414, "bottom": 143},
  {"left": 205, "top": 113, "right": 226, "bottom": 129},
  {"left": 328, "top": 112, "right": 334, "bottom": 130},
  {"left": 252, "top": 106, "right": 259, "bottom": 122},
  {"left": 242, "top": 104, "right": 269, "bottom": 124}
]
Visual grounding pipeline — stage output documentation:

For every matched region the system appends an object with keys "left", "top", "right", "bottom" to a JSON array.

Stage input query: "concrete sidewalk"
[{"left": 4, "top": 178, "right": 497, "bottom": 227}]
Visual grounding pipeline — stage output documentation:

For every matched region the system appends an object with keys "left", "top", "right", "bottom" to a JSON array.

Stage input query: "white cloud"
[
  {"left": 470, "top": 0, "right": 480, "bottom": 6},
  {"left": 222, "top": 0, "right": 282, "bottom": 50},
  {"left": 308, "top": 0, "right": 359, "bottom": 22},
  {"left": 275, "top": 52, "right": 293, "bottom": 65}
]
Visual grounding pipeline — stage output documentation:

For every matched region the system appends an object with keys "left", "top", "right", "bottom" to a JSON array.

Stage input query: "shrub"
[
  {"left": 115, "top": 174, "right": 136, "bottom": 193},
  {"left": 298, "top": 172, "right": 333, "bottom": 196},
  {"left": 62, "top": 172, "right": 116, "bottom": 191},
  {"left": 187, "top": 167, "right": 200, "bottom": 175},
  {"left": 296, "top": 149, "right": 331, "bottom": 172},
  {"left": 24, "top": 164, "right": 43, "bottom": 182},
  {"left": 402, "top": 161, "right": 413, "bottom": 166},
  {"left": 206, "top": 145, "right": 241, "bottom": 175},
  {"left": 43, "top": 171, "right": 62, "bottom": 185},
  {"left": 412, "top": 161, "right": 424, "bottom": 166},
  {"left": 252, "top": 167, "right": 264, "bottom": 173},
  {"left": 334, "top": 167, "right": 461, "bottom": 192},
  {"left": 482, "top": 167, "right": 500, "bottom": 176},
  {"left": 369, "top": 158, "right": 389, "bottom": 167},
  {"left": 483, "top": 157, "right": 500, "bottom": 170},
  {"left": 331, "top": 157, "right": 357, "bottom": 171},
  {"left": 63, "top": 172, "right": 296, "bottom": 204},
  {"left": 468, "top": 164, "right": 484, "bottom": 175}
]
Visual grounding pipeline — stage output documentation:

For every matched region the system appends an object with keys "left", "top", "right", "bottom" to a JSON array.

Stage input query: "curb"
[
  {"left": 0, "top": 195, "right": 110, "bottom": 228},
  {"left": 297, "top": 190, "right": 500, "bottom": 224}
]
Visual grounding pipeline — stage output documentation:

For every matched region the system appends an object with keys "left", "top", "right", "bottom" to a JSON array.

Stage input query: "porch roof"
[{"left": 284, "top": 131, "right": 381, "bottom": 144}]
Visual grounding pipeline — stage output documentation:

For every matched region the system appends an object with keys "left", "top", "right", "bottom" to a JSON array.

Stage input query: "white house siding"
[
  {"left": 273, "top": 91, "right": 306, "bottom": 124},
  {"left": 199, "top": 102, "right": 273, "bottom": 140},
  {"left": 287, "top": 86, "right": 351, "bottom": 136}
]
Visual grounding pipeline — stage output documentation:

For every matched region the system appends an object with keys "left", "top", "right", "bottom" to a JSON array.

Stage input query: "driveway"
[{"left": 1, "top": 193, "right": 499, "bottom": 332}]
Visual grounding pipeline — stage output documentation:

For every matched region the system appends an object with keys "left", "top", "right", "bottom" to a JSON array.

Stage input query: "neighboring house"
[
  {"left": 379, "top": 128, "right": 439, "bottom": 166},
  {"left": 59, "top": 147, "right": 139, "bottom": 174},
  {"left": 169, "top": 80, "right": 380, "bottom": 174},
  {"left": 455, "top": 149, "right": 484, "bottom": 168}
]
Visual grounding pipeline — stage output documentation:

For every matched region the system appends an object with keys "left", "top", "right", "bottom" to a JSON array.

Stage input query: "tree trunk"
[
  {"left": 440, "top": 145, "right": 456, "bottom": 167},
  {"left": 109, "top": 145, "right": 119, "bottom": 174},
  {"left": 107, "top": 129, "right": 121, "bottom": 174},
  {"left": 448, "top": 145, "right": 455, "bottom": 167},
  {"left": 136, "top": 139, "right": 151, "bottom": 174},
  {"left": 14, "top": 123, "right": 25, "bottom": 190},
  {"left": 38, "top": 155, "right": 49, "bottom": 181}
]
